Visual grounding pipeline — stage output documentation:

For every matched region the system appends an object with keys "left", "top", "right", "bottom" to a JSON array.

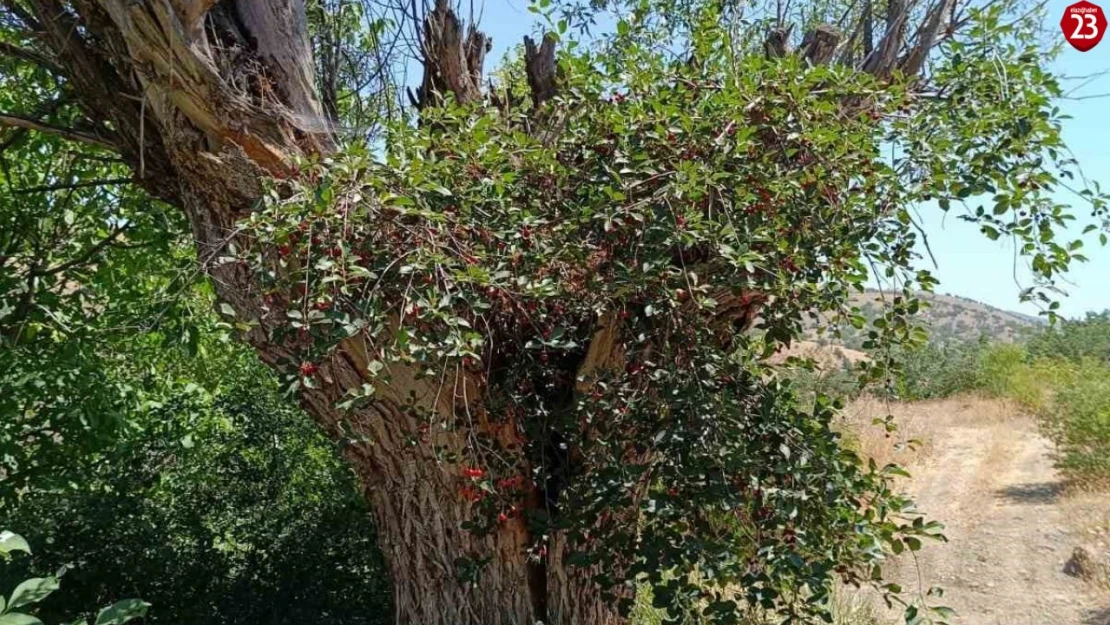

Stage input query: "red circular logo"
[{"left": 1061, "top": 0, "right": 1106, "bottom": 51}]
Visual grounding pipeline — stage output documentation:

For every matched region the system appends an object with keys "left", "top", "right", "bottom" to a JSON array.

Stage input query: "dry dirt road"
[{"left": 844, "top": 397, "right": 1110, "bottom": 625}]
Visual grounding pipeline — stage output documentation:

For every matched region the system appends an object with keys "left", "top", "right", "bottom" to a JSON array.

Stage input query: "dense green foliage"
[
  {"left": 974, "top": 316, "right": 1110, "bottom": 483},
  {"left": 0, "top": 104, "right": 390, "bottom": 622},
  {"left": 893, "top": 340, "right": 987, "bottom": 401},
  {"left": 1028, "top": 311, "right": 1110, "bottom": 363},
  {"left": 2, "top": 530, "right": 150, "bottom": 625},
  {"left": 0, "top": 337, "right": 390, "bottom": 625}
]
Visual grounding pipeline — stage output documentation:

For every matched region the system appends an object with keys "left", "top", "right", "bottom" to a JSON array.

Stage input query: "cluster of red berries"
[
  {"left": 461, "top": 466, "right": 485, "bottom": 479},
  {"left": 496, "top": 505, "right": 520, "bottom": 524}
]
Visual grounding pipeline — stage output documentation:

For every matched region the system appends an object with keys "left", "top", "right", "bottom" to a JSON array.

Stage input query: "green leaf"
[
  {"left": 0, "top": 533, "right": 30, "bottom": 556},
  {"left": 9, "top": 578, "right": 60, "bottom": 610},
  {"left": 94, "top": 599, "right": 150, "bottom": 625},
  {"left": 0, "top": 614, "right": 44, "bottom": 625},
  {"left": 931, "top": 605, "right": 957, "bottom": 620}
]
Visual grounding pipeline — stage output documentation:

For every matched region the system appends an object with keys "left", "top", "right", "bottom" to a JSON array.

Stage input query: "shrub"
[
  {"left": 893, "top": 340, "right": 986, "bottom": 401},
  {"left": 1028, "top": 311, "right": 1110, "bottom": 363},
  {"left": 0, "top": 354, "right": 391, "bottom": 625},
  {"left": 975, "top": 343, "right": 1028, "bottom": 400},
  {"left": 1040, "top": 359, "right": 1110, "bottom": 482},
  {"left": 970, "top": 324, "right": 1110, "bottom": 483}
]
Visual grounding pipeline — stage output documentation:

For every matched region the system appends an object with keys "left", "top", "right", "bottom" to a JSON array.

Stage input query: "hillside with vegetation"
[{"left": 805, "top": 290, "right": 1044, "bottom": 350}]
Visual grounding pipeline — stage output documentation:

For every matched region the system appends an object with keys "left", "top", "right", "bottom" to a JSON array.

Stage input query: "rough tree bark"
[{"left": 1, "top": 0, "right": 946, "bottom": 621}]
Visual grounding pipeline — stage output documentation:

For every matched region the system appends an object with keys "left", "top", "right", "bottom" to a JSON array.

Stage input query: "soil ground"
[{"left": 843, "top": 396, "right": 1110, "bottom": 625}]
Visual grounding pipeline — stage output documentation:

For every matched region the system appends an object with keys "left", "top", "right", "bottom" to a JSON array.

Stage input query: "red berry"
[{"left": 299, "top": 362, "right": 318, "bottom": 377}]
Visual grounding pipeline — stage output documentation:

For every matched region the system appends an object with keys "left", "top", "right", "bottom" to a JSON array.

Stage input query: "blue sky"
[
  {"left": 913, "top": 0, "right": 1109, "bottom": 319},
  {"left": 413, "top": 0, "right": 1109, "bottom": 318}
]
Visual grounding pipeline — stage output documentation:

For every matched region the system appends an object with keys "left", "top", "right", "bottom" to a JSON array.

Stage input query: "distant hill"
[{"left": 804, "top": 290, "right": 1043, "bottom": 350}]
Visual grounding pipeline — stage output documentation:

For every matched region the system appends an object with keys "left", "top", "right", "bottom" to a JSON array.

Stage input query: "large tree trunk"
[{"left": 13, "top": 0, "right": 624, "bottom": 622}]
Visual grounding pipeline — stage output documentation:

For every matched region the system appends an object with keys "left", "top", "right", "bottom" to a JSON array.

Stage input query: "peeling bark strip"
[{"left": 4, "top": 0, "right": 967, "bottom": 622}]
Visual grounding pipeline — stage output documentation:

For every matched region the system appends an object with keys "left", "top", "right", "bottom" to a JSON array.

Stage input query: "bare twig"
[
  {"left": 14, "top": 177, "right": 132, "bottom": 195},
  {"left": 33, "top": 224, "right": 132, "bottom": 277}
]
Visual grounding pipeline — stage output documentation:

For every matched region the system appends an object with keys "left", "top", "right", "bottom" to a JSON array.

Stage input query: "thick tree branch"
[
  {"left": 523, "top": 34, "right": 558, "bottom": 109},
  {"left": 169, "top": 0, "right": 219, "bottom": 39},
  {"left": 232, "top": 0, "right": 327, "bottom": 129},
  {"left": 764, "top": 25, "right": 793, "bottom": 57},
  {"left": 800, "top": 24, "right": 842, "bottom": 64},
  {"left": 900, "top": 0, "right": 956, "bottom": 76},
  {"left": 0, "top": 40, "right": 64, "bottom": 74},
  {"left": 862, "top": 7, "right": 909, "bottom": 77},
  {"left": 417, "top": 0, "right": 489, "bottom": 107},
  {"left": 0, "top": 113, "right": 117, "bottom": 150}
]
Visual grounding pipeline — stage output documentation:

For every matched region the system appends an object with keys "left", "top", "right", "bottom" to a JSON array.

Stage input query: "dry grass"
[
  {"left": 836, "top": 394, "right": 1020, "bottom": 470},
  {"left": 830, "top": 587, "right": 897, "bottom": 625},
  {"left": 843, "top": 394, "right": 1110, "bottom": 598},
  {"left": 769, "top": 340, "right": 870, "bottom": 368},
  {"left": 1060, "top": 489, "right": 1110, "bottom": 592}
]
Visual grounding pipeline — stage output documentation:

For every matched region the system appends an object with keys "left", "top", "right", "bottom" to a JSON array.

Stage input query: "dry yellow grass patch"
[{"left": 837, "top": 394, "right": 1023, "bottom": 470}]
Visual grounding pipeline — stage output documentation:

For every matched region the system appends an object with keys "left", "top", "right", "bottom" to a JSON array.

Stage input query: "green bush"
[
  {"left": 787, "top": 366, "right": 862, "bottom": 406},
  {"left": 972, "top": 315, "right": 1110, "bottom": 483},
  {"left": 1040, "top": 359, "right": 1110, "bottom": 482},
  {"left": 1028, "top": 311, "right": 1110, "bottom": 363},
  {"left": 0, "top": 347, "right": 392, "bottom": 625},
  {"left": 975, "top": 343, "right": 1028, "bottom": 399},
  {"left": 0, "top": 289, "right": 391, "bottom": 625},
  {"left": 893, "top": 340, "right": 986, "bottom": 401}
]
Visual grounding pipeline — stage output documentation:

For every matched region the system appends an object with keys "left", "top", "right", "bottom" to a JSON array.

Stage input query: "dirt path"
[{"left": 847, "top": 397, "right": 1110, "bottom": 625}]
